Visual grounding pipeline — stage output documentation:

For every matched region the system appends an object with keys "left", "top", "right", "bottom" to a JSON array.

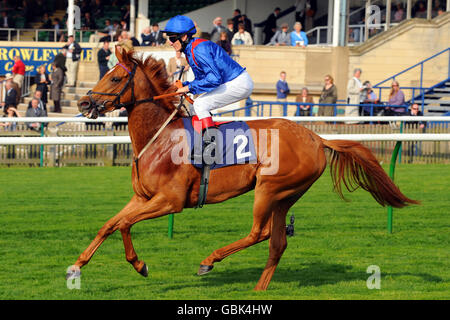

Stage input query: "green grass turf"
[{"left": 0, "top": 164, "right": 448, "bottom": 300}]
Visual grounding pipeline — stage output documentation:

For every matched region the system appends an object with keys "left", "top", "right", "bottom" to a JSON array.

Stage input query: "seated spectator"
[
  {"left": 112, "top": 20, "right": 121, "bottom": 40},
  {"left": 226, "top": 18, "right": 235, "bottom": 42},
  {"left": 35, "top": 65, "right": 49, "bottom": 104},
  {"left": 82, "top": 12, "right": 97, "bottom": 30},
  {"left": 216, "top": 31, "right": 232, "bottom": 55},
  {"left": 393, "top": 2, "right": 405, "bottom": 22},
  {"left": 290, "top": 22, "right": 308, "bottom": 47},
  {"left": 119, "top": 19, "right": 128, "bottom": 32},
  {"left": 210, "top": 17, "right": 227, "bottom": 43},
  {"left": 26, "top": 98, "right": 47, "bottom": 131},
  {"left": 318, "top": 75, "right": 338, "bottom": 116},
  {"left": 145, "top": 23, "right": 165, "bottom": 46},
  {"left": 361, "top": 81, "right": 379, "bottom": 115},
  {"left": 263, "top": 7, "right": 281, "bottom": 44},
  {"left": 167, "top": 51, "right": 189, "bottom": 83},
  {"left": 414, "top": 1, "right": 427, "bottom": 18},
  {"left": 276, "top": 71, "right": 290, "bottom": 102},
  {"left": 268, "top": 23, "right": 290, "bottom": 46},
  {"left": 386, "top": 80, "right": 406, "bottom": 115},
  {"left": 0, "top": 105, "right": 21, "bottom": 130},
  {"left": 52, "top": 18, "right": 63, "bottom": 41},
  {"left": 41, "top": 12, "right": 52, "bottom": 29},
  {"left": 98, "top": 19, "right": 115, "bottom": 42},
  {"left": 407, "top": 103, "right": 425, "bottom": 130},
  {"left": 27, "top": 90, "right": 47, "bottom": 112},
  {"left": 232, "top": 23, "right": 253, "bottom": 45},
  {"left": 296, "top": 87, "right": 314, "bottom": 116},
  {"left": 141, "top": 26, "right": 152, "bottom": 46},
  {"left": 118, "top": 31, "right": 134, "bottom": 52}
]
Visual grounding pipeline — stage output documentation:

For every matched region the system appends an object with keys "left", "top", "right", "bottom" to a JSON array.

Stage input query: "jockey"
[{"left": 162, "top": 15, "right": 254, "bottom": 148}]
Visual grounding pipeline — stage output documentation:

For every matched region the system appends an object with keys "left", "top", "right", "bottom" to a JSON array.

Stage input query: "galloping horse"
[{"left": 70, "top": 47, "right": 418, "bottom": 290}]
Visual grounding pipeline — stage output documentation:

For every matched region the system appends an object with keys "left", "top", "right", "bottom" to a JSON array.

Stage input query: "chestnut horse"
[{"left": 70, "top": 48, "right": 418, "bottom": 290}]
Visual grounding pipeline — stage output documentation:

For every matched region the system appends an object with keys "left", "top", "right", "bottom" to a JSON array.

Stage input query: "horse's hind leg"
[
  {"left": 254, "top": 201, "right": 290, "bottom": 291},
  {"left": 198, "top": 192, "right": 274, "bottom": 275}
]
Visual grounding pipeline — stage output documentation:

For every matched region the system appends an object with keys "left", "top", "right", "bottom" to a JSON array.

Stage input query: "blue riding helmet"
[{"left": 162, "top": 15, "right": 196, "bottom": 35}]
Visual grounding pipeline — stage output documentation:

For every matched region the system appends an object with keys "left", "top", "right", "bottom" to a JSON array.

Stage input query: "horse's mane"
[{"left": 127, "top": 51, "right": 187, "bottom": 116}]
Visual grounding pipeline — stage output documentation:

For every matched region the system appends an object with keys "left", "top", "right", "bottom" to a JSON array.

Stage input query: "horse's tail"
[{"left": 321, "top": 139, "right": 419, "bottom": 208}]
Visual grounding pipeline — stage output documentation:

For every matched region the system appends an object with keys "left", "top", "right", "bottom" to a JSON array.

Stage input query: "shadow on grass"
[{"left": 162, "top": 261, "right": 443, "bottom": 291}]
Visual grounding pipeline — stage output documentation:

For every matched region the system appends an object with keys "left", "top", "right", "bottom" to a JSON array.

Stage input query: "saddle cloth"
[{"left": 181, "top": 116, "right": 257, "bottom": 170}]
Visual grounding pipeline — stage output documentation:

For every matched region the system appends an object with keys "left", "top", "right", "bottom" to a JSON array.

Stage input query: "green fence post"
[
  {"left": 168, "top": 213, "right": 174, "bottom": 239},
  {"left": 40, "top": 123, "right": 44, "bottom": 167},
  {"left": 387, "top": 140, "right": 402, "bottom": 233}
]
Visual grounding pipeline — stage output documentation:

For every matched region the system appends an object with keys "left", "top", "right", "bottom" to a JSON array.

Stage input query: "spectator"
[
  {"left": 112, "top": 20, "right": 121, "bottom": 40},
  {"left": 26, "top": 98, "right": 47, "bottom": 130},
  {"left": 27, "top": 90, "right": 46, "bottom": 111},
  {"left": 91, "top": 0, "right": 104, "bottom": 19},
  {"left": 107, "top": 44, "right": 118, "bottom": 69},
  {"left": 231, "top": 23, "right": 253, "bottom": 45},
  {"left": 53, "top": 48, "right": 67, "bottom": 72},
  {"left": 239, "top": 14, "right": 253, "bottom": 37},
  {"left": 0, "top": 10, "right": 13, "bottom": 40},
  {"left": 1, "top": 105, "right": 21, "bottom": 130},
  {"left": 295, "top": 0, "right": 317, "bottom": 31},
  {"left": 268, "top": 23, "right": 290, "bottom": 46},
  {"left": 121, "top": 4, "right": 130, "bottom": 25},
  {"left": 290, "top": 22, "right": 308, "bottom": 47},
  {"left": 414, "top": 1, "right": 427, "bottom": 18},
  {"left": 225, "top": 18, "right": 235, "bottom": 42},
  {"left": 35, "top": 65, "right": 50, "bottom": 104},
  {"left": 82, "top": 12, "right": 97, "bottom": 30},
  {"left": 119, "top": 19, "right": 128, "bottom": 32},
  {"left": 146, "top": 23, "right": 165, "bottom": 46},
  {"left": 4, "top": 74, "right": 20, "bottom": 105},
  {"left": 63, "top": 35, "right": 82, "bottom": 87},
  {"left": 140, "top": 26, "right": 152, "bottom": 46},
  {"left": 232, "top": 9, "right": 242, "bottom": 33},
  {"left": 276, "top": 71, "right": 290, "bottom": 102},
  {"left": 98, "top": 40, "right": 111, "bottom": 80},
  {"left": 210, "top": 17, "right": 227, "bottom": 43},
  {"left": 361, "top": 81, "right": 379, "bottom": 116},
  {"left": 52, "top": 18, "right": 63, "bottom": 41},
  {"left": 386, "top": 80, "right": 406, "bottom": 115},
  {"left": 346, "top": 68, "right": 363, "bottom": 122},
  {"left": 263, "top": 7, "right": 281, "bottom": 45},
  {"left": 296, "top": 87, "right": 314, "bottom": 116},
  {"left": 41, "top": 12, "right": 52, "bottom": 29},
  {"left": 2, "top": 79, "right": 17, "bottom": 112},
  {"left": 406, "top": 103, "right": 425, "bottom": 162},
  {"left": 216, "top": 31, "right": 232, "bottom": 55},
  {"left": 393, "top": 2, "right": 405, "bottom": 22},
  {"left": 167, "top": 51, "right": 190, "bottom": 83},
  {"left": 99, "top": 19, "right": 114, "bottom": 42},
  {"left": 407, "top": 103, "right": 425, "bottom": 130},
  {"left": 12, "top": 55, "right": 26, "bottom": 90},
  {"left": 50, "top": 62, "right": 64, "bottom": 113},
  {"left": 118, "top": 31, "right": 134, "bottom": 52},
  {"left": 318, "top": 74, "right": 338, "bottom": 116}
]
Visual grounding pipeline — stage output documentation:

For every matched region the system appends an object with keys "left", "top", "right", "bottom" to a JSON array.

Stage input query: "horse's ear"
[{"left": 115, "top": 45, "right": 127, "bottom": 63}]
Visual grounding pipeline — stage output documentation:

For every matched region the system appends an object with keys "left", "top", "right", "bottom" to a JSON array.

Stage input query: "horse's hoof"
[
  {"left": 139, "top": 263, "right": 148, "bottom": 277},
  {"left": 197, "top": 264, "right": 213, "bottom": 276},
  {"left": 66, "top": 265, "right": 81, "bottom": 280}
]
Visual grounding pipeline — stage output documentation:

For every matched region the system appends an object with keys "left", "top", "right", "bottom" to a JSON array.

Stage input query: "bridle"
[{"left": 86, "top": 62, "right": 155, "bottom": 113}]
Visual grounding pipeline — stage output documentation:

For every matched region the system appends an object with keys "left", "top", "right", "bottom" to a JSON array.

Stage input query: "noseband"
[{"left": 86, "top": 63, "right": 155, "bottom": 112}]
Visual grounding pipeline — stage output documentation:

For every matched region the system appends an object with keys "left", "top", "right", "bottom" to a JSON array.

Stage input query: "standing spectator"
[
  {"left": 147, "top": 23, "right": 165, "bottom": 46},
  {"left": 268, "top": 23, "right": 290, "bottom": 46},
  {"left": 35, "top": 65, "right": 50, "bottom": 104},
  {"left": 295, "top": 0, "right": 317, "bottom": 31},
  {"left": 406, "top": 103, "right": 425, "bottom": 162},
  {"left": 53, "top": 48, "right": 67, "bottom": 72},
  {"left": 167, "top": 51, "right": 190, "bottom": 83},
  {"left": 232, "top": 9, "right": 242, "bottom": 33},
  {"left": 386, "top": 80, "right": 406, "bottom": 115},
  {"left": 2, "top": 79, "right": 17, "bottom": 111},
  {"left": 50, "top": 62, "right": 64, "bottom": 113},
  {"left": 276, "top": 71, "right": 290, "bottom": 102},
  {"left": 26, "top": 98, "right": 47, "bottom": 130},
  {"left": 361, "top": 81, "right": 379, "bottom": 115},
  {"left": 216, "top": 31, "right": 232, "bottom": 55},
  {"left": 210, "top": 17, "right": 227, "bottom": 43},
  {"left": 63, "top": 35, "right": 82, "bottom": 87},
  {"left": 4, "top": 74, "right": 20, "bottom": 105},
  {"left": 98, "top": 40, "right": 111, "bottom": 80},
  {"left": 12, "top": 55, "right": 26, "bottom": 90},
  {"left": 407, "top": 103, "right": 425, "bottom": 129},
  {"left": 225, "top": 18, "right": 235, "bottom": 42},
  {"left": 346, "top": 68, "right": 364, "bottom": 122},
  {"left": 318, "top": 74, "right": 338, "bottom": 116},
  {"left": 231, "top": 23, "right": 253, "bottom": 45},
  {"left": 296, "top": 87, "right": 314, "bottom": 116},
  {"left": 121, "top": 4, "right": 130, "bottom": 25},
  {"left": 263, "top": 7, "right": 281, "bottom": 44},
  {"left": 240, "top": 14, "right": 253, "bottom": 37},
  {"left": 140, "top": 26, "right": 152, "bottom": 46},
  {"left": 290, "top": 22, "right": 308, "bottom": 47}
]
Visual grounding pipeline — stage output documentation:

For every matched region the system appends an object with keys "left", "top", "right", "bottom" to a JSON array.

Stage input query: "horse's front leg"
[
  {"left": 66, "top": 195, "right": 147, "bottom": 279},
  {"left": 117, "top": 193, "right": 183, "bottom": 276}
]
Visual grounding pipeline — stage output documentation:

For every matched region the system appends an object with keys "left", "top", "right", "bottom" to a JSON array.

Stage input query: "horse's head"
[{"left": 78, "top": 46, "right": 139, "bottom": 119}]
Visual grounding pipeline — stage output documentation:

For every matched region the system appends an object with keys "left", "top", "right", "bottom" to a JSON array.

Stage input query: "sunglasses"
[{"left": 168, "top": 35, "right": 181, "bottom": 43}]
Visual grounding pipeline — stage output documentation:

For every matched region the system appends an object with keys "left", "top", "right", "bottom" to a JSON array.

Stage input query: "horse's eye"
[{"left": 111, "top": 77, "right": 121, "bottom": 83}]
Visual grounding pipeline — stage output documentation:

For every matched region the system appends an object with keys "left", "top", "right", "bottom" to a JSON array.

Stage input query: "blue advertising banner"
[{"left": 0, "top": 46, "right": 94, "bottom": 76}]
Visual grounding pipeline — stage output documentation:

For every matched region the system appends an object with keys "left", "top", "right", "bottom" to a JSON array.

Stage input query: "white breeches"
[{"left": 193, "top": 70, "right": 253, "bottom": 119}]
